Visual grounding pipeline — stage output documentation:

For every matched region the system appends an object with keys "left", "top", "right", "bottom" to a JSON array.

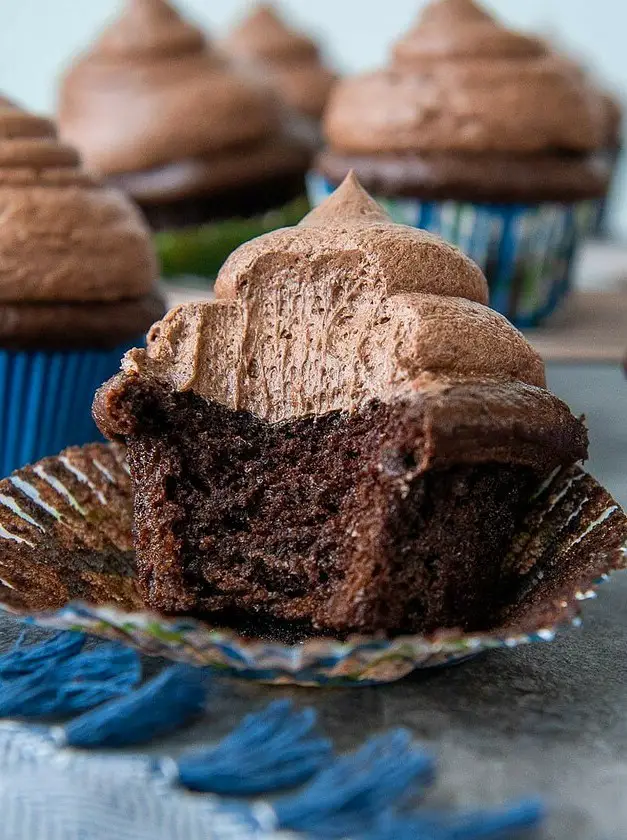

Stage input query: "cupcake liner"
[
  {"left": 155, "top": 196, "right": 310, "bottom": 280},
  {"left": 0, "top": 443, "right": 624, "bottom": 685},
  {"left": 0, "top": 343, "right": 140, "bottom": 478},
  {"left": 308, "top": 173, "right": 595, "bottom": 328}
]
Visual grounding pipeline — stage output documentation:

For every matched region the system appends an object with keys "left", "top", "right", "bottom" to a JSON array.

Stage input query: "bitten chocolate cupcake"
[
  {"left": 224, "top": 4, "right": 336, "bottom": 130},
  {"left": 310, "top": 0, "right": 609, "bottom": 327},
  {"left": 94, "top": 174, "right": 588, "bottom": 636},
  {"left": 57, "top": 0, "right": 310, "bottom": 279},
  {"left": 0, "top": 101, "right": 163, "bottom": 476}
]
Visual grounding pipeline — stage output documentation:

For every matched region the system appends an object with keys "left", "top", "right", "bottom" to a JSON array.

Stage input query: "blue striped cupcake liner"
[
  {"left": 0, "top": 443, "right": 624, "bottom": 685},
  {"left": 307, "top": 173, "right": 595, "bottom": 328},
  {"left": 0, "top": 343, "right": 138, "bottom": 478}
]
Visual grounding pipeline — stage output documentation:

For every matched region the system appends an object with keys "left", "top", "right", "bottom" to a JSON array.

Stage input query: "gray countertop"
[{"left": 2, "top": 362, "right": 627, "bottom": 840}]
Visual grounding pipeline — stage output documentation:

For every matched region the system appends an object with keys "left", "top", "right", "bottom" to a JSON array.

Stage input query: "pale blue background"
[{"left": 1, "top": 0, "right": 626, "bottom": 232}]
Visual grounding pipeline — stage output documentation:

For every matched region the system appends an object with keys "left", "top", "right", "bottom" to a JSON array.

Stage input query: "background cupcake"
[
  {"left": 57, "top": 0, "right": 311, "bottom": 280},
  {"left": 223, "top": 3, "right": 336, "bottom": 141},
  {"left": 0, "top": 100, "right": 162, "bottom": 475},
  {"left": 310, "top": 0, "right": 609, "bottom": 327}
]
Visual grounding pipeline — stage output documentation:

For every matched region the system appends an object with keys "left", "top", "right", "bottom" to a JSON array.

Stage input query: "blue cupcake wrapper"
[
  {"left": 307, "top": 173, "right": 594, "bottom": 328},
  {"left": 0, "top": 342, "right": 138, "bottom": 478}
]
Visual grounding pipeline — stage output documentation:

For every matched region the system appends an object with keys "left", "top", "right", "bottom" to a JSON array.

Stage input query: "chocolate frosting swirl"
[
  {"left": 393, "top": 0, "right": 545, "bottom": 62},
  {"left": 324, "top": 0, "right": 604, "bottom": 154},
  {"left": 0, "top": 102, "right": 157, "bottom": 303},
  {"left": 224, "top": 4, "right": 336, "bottom": 119},
  {"left": 58, "top": 0, "right": 277, "bottom": 176},
  {"left": 121, "top": 173, "right": 546, "bottom": 423}
]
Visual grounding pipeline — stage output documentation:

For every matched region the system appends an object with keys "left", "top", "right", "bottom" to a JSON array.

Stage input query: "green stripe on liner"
[{"left": 156, "top": 196, "right": 310, "bottom": 280}]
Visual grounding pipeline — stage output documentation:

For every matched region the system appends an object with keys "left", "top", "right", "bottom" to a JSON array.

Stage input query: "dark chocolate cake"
[{"left": 94, "top": 174, "right": 588, "bottom": 635}]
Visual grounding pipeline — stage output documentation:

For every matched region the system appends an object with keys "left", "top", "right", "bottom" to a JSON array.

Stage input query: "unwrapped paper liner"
[
  {"left": 307, "top": 173, "right": 596, "bottom": 328},
  {"left": 0, "top": 343, "right": 141, "bottom": 478},
  {"left": 0, "top": 443, "right": 624, "bottom": 686}
]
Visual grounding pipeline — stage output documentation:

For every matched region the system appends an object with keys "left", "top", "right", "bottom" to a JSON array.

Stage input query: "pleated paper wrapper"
[{"left": 0, "top": 443, "right": 624, "bottom": 685}]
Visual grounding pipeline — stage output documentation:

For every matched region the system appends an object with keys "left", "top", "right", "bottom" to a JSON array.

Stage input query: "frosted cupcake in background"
[
  {"left": 310, "top": 0, "right": 609, "bottom": 327},
  {"left": 57, "top": 0, "right": 310, "bottom": 280},
  {"left": 0, "top": 101, "right": 163, "bottom": 476},
  {"left": 223, "top": 3, "right": 336, "bottom": 142}
]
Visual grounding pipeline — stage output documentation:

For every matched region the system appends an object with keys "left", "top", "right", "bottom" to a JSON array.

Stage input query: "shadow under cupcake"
[
  {"left": 310, "top": 0, "right": 610, "bottom": 327},
  {"left": 0, "top": 102, "right": 163, "bottom": 476},
  {"left": 57, "top": 0, "right": 311, "bottom": 281}
]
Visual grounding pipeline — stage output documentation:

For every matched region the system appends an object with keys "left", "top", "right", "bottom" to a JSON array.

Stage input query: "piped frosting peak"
[
  {"left": 0, "top": 103, "right": 156, "bottom": 303},
  {"left": 423, "top": 0, "right": 489, "bottom": 23},
  {"left": 58, "top": 0, "right": 276, "bottom": 176},
  {"left": 224, "top": 3, "right": 335, "bottom": 119},
  {"left": 300, "top": 171, "right": 389, "bottom": 227},
  {"left": 94, "top": 0, "right": 206, "bottom": 57},
  {"left": 123, "top": 175, "right": 545, "bottom": 422},
  {"left": 393, "top": 0, "right": 544, "bottom": 63},
  {"left": 215, "top": 172, "right": 488, "bottom": 304},
  {"left": 0, "top": 105, "right": 84, "bottom": 185},
  {"left": 226, "top": 4, "right": 317, "bottom": 61},
  {"left": 324, "top": 0, "right": 604, "bottom": 154}
]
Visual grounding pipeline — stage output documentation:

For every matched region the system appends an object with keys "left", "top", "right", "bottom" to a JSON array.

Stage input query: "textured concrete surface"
[{"left": 1, "top": 362, "right": 626, "bottom": 839}]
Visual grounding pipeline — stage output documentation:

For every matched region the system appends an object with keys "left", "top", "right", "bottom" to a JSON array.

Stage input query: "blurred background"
[{"left": 1, "top": 0, "right": 626, "bottom": 235}]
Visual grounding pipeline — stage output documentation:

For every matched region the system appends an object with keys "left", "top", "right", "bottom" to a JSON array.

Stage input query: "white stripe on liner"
[
  {"left": 0, "top": 494, "right": 43, "bottom": 530},
  {"left": 33, "top": 466, "right": 85, "bottom": 516},
  {"left": 569, "top": 505, "right": 618, "bottom": 547}
]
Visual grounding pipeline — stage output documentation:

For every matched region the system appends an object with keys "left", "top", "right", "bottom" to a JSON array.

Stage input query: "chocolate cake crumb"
[{"left": 101, "top": 374, "right": 540, "bottom": 635}]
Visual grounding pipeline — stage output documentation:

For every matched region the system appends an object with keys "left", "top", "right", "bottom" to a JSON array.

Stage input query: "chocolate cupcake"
[
  {"left": 310, "top": 0, "right": 609, "bottom": 327},
  {"left": 93, "top": 174, "right": 588, "bottom": 636},
  {"left": 0, "top": 101, "right": 163, "bottom": 476},
  {"left": 224, "top": 4, "right": 336, "bottom": 134},
  {"left": 57, "top": 0, "right": 310, "bottom": 279}
]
